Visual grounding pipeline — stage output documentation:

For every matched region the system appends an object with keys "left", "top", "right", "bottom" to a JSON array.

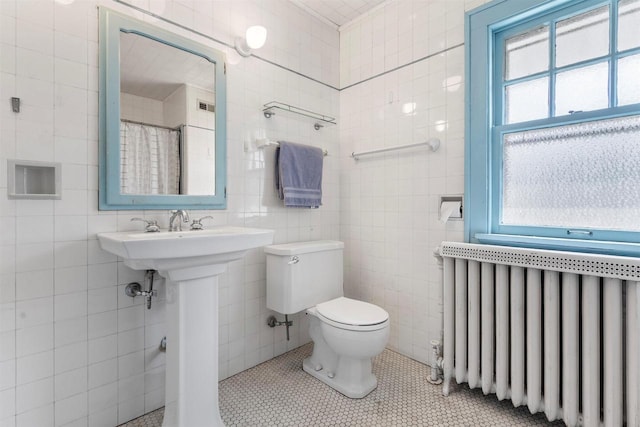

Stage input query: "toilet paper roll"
[{"left": 440, "top": 201, "right": 462, "bottom": 223}]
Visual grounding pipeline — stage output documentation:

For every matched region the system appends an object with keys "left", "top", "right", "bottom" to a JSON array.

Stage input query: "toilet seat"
[{"left": 316, "top": 297, "right": 389, "bottom": 332}]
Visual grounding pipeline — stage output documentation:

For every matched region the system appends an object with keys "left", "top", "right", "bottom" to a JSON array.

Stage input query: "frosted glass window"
[
  {"left": 618, "top": 0, "right": 640, "bottom": 51},
  {"left": 555, "top": 61, "right": 609, "bottom": 115},
  {"left": 502, "top": 115, "right": 640, "bottom": 230},
  {"left": 618, "top": 54, "right": 640, "bottom": 106},
  {"left": 505, "top": 77, "right": 549, "bottom": 124},
  {"left": 556, "top": 5, "right": 610, "bottom": 67},
  {"left": 505, "top": 26, "right": 549, "bottom": 81}
]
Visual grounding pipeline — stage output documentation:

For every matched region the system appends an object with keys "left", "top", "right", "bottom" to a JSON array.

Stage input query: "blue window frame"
[{"left": 465, "top": 0, "right": 640, "bottom": 256}]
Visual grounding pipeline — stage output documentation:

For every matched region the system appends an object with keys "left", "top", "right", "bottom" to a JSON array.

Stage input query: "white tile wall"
[
  {"left": 0, "top": 0, "right": 503, "bottom": 423},
  {"left": 338, "top": 0, "right": 488, "bottom": 365},
  {"left": 0, "top": 0, "right": 339, "bottom": 425}
]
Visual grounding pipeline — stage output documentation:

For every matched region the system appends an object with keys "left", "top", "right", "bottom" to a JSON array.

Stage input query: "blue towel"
[{"left": 275, "top": 141, "right": 323, "bottom": 208}]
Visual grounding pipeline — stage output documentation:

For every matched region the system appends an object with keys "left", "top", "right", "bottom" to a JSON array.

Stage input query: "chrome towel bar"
[
  {"left": 255, "top": 138, "right": 328, "bottom": 156},
  {"left": 351, "top": 138, "right": 440, "bottom": 160}
]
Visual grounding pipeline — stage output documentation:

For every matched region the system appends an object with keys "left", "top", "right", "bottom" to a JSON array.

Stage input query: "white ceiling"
[
  {"left": 292, "top": 0, "right": 387, "bottom": 28},
  {"left": 120, "top": 32, "right": 215, "bottom": 101}
]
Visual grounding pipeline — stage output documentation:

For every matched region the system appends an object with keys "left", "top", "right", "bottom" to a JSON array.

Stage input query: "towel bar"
[
  {"left": 255, "top": 138, "right": 328, "bottom": 156},
  {"left": 351, "top": 138, "right": 440, "bottom": 160}
]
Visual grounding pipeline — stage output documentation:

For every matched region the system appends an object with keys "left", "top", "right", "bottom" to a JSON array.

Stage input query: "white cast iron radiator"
[{"left": 439, "top": 242, "right": 640, "bottom": 426}]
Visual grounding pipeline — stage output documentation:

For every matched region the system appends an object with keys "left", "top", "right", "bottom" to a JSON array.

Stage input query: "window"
[{"left": 465, "top": 0, "right": 640, "bottom": 255}]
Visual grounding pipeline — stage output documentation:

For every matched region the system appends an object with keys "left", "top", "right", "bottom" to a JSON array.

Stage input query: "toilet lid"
[{"left": 316, "top": 297, "right": 389, "bottom": 327}]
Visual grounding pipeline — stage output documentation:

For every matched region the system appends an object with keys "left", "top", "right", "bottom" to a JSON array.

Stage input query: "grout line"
[
  {"left": 340, "top": 43, "right": 465, "bottom": 91},
  {"left": 249, "top": 53, "right": 339, "bottom": 91}
]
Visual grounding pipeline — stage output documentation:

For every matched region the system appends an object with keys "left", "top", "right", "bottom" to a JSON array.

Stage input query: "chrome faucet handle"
[
  {"left": 131, "top": 218, "right": 160, "bottom": 232},
  {"left": 190, "top": 216, "right": 213, "bottom": 230}
]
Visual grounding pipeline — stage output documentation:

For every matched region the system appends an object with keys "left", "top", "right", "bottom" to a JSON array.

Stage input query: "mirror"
[{"left": 99, "top": 8, "right": 227, "bottom": 210}]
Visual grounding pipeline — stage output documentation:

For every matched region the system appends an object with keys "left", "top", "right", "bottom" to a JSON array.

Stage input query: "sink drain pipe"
[{"left": 124, "top": 269, "right": 157, "bottom": 309}]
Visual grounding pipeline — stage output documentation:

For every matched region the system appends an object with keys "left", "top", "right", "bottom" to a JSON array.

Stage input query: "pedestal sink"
[{"left": 97, "top": 226, "right": 274, "bottom": 427}]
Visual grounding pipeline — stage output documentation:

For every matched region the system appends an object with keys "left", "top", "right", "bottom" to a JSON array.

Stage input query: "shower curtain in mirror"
[{"left": 120, "top": 121, "right": 181, "bottom": 195}]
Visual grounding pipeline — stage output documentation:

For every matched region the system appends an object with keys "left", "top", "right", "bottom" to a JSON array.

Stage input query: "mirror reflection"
[{"left": 119, "top": 32, "right": 216, "bottom": 196}]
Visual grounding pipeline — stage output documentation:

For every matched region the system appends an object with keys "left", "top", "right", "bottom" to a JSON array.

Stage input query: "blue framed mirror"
[{"left": 99, "top": 8, "right": 227, "bottom": 210}]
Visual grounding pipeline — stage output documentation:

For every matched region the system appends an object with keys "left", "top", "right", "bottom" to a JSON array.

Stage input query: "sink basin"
[
  {"left": 97, "top": 225, "right": 274, "bottom": 427},
  {"left": 98, "top": 226, "right": 274, "bottom": 275}
]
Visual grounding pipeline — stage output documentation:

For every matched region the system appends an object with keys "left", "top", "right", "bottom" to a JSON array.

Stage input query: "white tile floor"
[{"left": 120, "top": 344, "right": 561, "bottom": 426}]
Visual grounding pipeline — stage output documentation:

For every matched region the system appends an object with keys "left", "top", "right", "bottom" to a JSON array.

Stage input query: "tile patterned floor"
[
  {"left": 120, "top": 408, "right": 163, "bottom": 427},
  {"left": 120, "top": 344, "right": 560, "bottom": 426}
]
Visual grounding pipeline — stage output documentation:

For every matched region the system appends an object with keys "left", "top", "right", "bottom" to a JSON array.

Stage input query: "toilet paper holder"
[{"left": 439, "top": 196, "right": 463, "bottom": 222}]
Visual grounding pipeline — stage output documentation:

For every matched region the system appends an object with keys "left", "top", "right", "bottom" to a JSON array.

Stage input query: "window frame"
[{"left": 465, "top": 0, "right": 640, "bottom": 256}]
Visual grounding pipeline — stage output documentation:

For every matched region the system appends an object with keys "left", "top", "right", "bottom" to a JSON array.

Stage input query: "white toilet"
[{"left": 265, "top": 240, "right": 389, "bottom": 398}]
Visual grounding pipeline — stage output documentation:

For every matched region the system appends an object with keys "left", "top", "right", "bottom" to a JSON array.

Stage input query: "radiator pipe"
[
  {"left": 427, "top": 339, "right": 444, "bottom": 385},
  {"left": 428, "top": 247, "right": 445, "bottom": 386}
]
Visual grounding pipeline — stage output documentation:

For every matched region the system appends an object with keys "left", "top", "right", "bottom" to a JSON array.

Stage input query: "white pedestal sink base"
[
  {"left": 96, "top": 226, "right": 274, "bottom": 427},
  {"left": 162, "top": 274, "right": 224, "bottom": 427}
]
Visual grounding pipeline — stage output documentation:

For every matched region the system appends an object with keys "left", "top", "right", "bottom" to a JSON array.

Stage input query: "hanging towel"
[{"left": 275, "top": 141, "right": 323, "bottom": 208}]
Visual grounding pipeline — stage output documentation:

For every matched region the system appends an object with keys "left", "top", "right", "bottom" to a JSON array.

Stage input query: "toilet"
[{"left": 265, "top": 240, "right": 389, "bottom": 398}]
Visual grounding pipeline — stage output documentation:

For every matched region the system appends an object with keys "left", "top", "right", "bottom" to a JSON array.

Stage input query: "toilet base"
[{"left": 302, "top": 356, "right": 378, "bottom": 399}]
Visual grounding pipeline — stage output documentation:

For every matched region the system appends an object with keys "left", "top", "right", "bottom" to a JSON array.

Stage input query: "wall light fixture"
[{"left": 235, "top": 26, "right": 267, "bottom": 57}]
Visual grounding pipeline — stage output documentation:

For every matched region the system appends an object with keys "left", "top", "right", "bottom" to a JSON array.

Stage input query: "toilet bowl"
[
  {"left": 264, "top": 240, "right": 390, "bottom": 398},
  {"left": 303, "top": 297, "right": 389, "bottom": 398}
]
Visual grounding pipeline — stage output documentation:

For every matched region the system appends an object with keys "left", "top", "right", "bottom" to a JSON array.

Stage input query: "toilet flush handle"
[{"left": 288, "top": 256, "right": 299, "bottom": 265}]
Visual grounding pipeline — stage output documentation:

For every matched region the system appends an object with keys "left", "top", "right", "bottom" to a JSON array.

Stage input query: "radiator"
[{"left": 439, "top": 242, "right": 640, "bottom": 426}]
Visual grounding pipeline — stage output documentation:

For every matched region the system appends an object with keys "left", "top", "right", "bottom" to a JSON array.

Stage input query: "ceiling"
[
  {"left": 292, "top": 0, "right": 387, "bottom": 28},
  {"left": 120, "top": 32, "right": 215, "bottom": 101}
]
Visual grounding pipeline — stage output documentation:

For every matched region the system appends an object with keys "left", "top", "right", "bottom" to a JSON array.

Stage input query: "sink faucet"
[{"left": 169, "top": 210, "right": 190, "bottom": 231}]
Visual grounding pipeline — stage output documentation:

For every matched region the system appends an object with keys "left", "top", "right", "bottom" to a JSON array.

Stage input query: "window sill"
[{"left": 475, "top": 234, "right": 640, "bottom": 258}]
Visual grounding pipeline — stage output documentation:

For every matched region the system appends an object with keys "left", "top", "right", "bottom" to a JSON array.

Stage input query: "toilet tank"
[{"left": 265, "top": 240, "right": 344, "bottom": 315}]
